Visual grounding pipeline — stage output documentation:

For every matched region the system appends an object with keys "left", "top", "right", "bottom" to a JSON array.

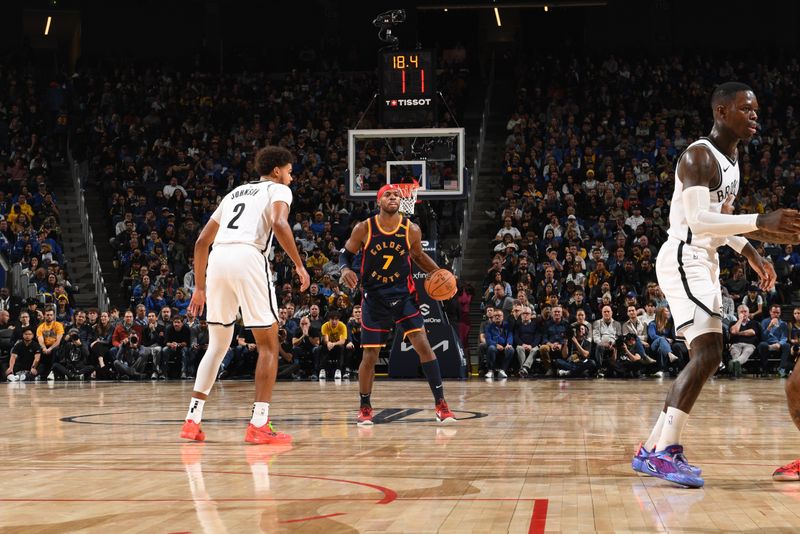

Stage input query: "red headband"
[{"left": 376, "top": 184, "right": 402, "bottom": 201}]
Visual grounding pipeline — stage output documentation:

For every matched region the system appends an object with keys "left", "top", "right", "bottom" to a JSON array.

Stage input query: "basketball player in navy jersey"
[
  {"left": 339, "top": 184, "right": 456, "bottom": 425},
  {"left": 631, "top": 82, "right": 800, "bottom": 487}
]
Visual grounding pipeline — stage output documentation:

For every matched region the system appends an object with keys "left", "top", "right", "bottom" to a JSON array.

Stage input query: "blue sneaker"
[
  {"left": 632, "top": 442, "right": 702, "bottom": 476},
  {"left": 638, "top": 444, "right": 705, "bottom": 488}
]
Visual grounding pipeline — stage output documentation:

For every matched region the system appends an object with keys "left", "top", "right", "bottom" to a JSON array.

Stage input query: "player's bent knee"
[{"left": 690, "top": 331, "right": 723, "bottom": 367}]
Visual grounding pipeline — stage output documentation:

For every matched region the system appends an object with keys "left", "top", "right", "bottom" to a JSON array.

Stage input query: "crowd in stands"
[
  {"left": 3, "top": 52, "right": 469, "bottom": 382},
  {"left": 0, "top": 63, "right": 90, "bottom": 381},
  {"left": 14, "top": 50, "right": 800, "bottom": 383},
  {"left": 477, "top": 53, "right": 800, "bottom": 380}
]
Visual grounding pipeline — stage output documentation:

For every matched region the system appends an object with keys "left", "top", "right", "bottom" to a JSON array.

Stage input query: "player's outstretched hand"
[
  {"left": 750, "top": 256, "right": 777, "bottom": 292},
  {"left": 188, "top": 288, "right": 206, "bottom": 317},
  {"left": 340, "top": 268, "right": 359, "bottom": 290},
  {"left": 758, "top": 208, "right": 800, "bottom": 234},
  {"left": 296, "top": 265, "right": 311, "bottom": 292}
]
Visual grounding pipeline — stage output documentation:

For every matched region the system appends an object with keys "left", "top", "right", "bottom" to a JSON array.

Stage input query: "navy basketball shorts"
[{"left": 360, "top": 291, "right": 424, "bottom": 348}]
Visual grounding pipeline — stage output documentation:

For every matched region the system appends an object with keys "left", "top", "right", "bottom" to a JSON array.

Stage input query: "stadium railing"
[
  {"left": 68, "top": 147, "right": 109, "bottom": 312},
  {"left": 454, "top": 51, "right": 494, "bottom": 276}
]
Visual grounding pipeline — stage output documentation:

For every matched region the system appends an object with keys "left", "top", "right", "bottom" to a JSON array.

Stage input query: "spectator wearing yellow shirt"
[
  {"left": 7, "top": 197, "right": 35, "bottom": 226},
  {"left": 36, "top": 307, "right": 64, "bottom": 379},
  {"left": 306, "top": 247, "right": 329, "bottom": 270},
  {"left": 317, "top": 311, "right": 348, "bottom": 380}
]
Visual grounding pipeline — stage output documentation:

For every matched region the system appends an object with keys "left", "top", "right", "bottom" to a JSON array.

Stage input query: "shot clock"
[{"left": 380, "top": 49, "right": 437, "bottom": 126}]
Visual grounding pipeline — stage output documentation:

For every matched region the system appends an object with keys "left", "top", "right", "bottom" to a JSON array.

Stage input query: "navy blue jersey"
[{"left": 360, "top": 215, "right": 415, "bottom": 296}]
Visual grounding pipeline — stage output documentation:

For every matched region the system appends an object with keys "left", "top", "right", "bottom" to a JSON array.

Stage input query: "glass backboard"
[{"left": 347, "top": 128, "right": 466, "bottom": 200}]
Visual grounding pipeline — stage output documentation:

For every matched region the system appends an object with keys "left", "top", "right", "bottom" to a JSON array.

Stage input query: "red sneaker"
[
  {"left": 245, "top": 420, "right": 292, "bottom": 445},
  {"left": 435, "top": 399, "right": 456, "bottom": 424},
  {"left": 773, "top": 459, "right": 800, "bottom": 481},
  {"left": 357, "top": 406, "right": 374, "bottom": 426},
  {"left": 180, "top": 420, "right": 206, "bottom": 442}
]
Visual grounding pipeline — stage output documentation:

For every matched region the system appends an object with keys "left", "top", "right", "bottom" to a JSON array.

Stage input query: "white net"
[{"left": 398, "top": 184, "right": 420, "bottom": 215}]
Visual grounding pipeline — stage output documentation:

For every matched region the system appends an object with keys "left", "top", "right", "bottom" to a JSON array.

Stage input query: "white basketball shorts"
[
  {"left": 205, "top": 244, "right": 278, "bottom": 329},
  {"left": 655, "top": 237, "right": 723, "bottom": 348}
]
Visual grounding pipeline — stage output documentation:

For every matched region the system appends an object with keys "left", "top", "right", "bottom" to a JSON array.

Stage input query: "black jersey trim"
[
  {"left": 263, "top": 254, "right": 278, "bottom": 323},
  {"left": 675, "top": 319, "right": 694, "bottom": 332},
  {"left": 686, "top": 227, "right": 692, "bottom": 245},
  {"left": 207, "top": 320, "right": 237, "bottom": 327},
  {"left": 699, "top": 137, "right": 737, "bottom": 165},
  {"left": 676, "top": 241, "right": 722, "bottom": 320},
  {"left": 709, "top": 154, "right": 724, "bottom": 192}
]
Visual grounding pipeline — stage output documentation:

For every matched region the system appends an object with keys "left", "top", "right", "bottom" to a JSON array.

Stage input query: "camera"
[
  {"left": 617, "top": 333, "right": 637, "bottom": 349},
  {"left": 129, "top": 334, "right": 139, "bottom": 345},
  {"left": 373, "top": 9, "right": 405, "bottom": 46},
  {"left": 372, "top": 9, "right": 405, "bottom": 27}
]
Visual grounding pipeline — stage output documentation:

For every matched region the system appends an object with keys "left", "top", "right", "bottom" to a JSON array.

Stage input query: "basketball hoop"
[{"left": 397, "top": 180, "right": 421, "bottom": 215}]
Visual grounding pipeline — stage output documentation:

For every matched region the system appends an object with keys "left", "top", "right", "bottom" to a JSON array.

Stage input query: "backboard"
[{"left": 347, "top": 128, "right": 466, "bottom": 200}]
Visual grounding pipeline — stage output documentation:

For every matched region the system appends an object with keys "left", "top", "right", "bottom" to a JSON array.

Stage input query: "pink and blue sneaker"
[
  {"left": 633, "top": 443, "right": 704, "bottom": 487},
  {"left": 632, "top": 442, "right": 702, "bottom": 475}
]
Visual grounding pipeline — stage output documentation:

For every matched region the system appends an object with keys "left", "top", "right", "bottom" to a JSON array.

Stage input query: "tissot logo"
[{"left": 385, "top": 98, "right": 432, "bottom": 107}]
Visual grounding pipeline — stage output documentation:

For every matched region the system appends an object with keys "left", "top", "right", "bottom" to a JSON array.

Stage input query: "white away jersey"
[
  {"left": 667, "top": 138, "right": 740, "bottom": 251},
  {"left": 210, "top": 180, "right": 292, "bottom": 252}
]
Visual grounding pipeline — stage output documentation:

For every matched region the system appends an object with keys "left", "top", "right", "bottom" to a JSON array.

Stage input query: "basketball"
[{"left": 424, "top": 268, "right": 457, "bottom": 300}]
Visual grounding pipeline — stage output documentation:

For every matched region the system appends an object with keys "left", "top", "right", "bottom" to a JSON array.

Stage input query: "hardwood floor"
[{"left": 1, "top": 377, "right": 800, "bottom": 533}]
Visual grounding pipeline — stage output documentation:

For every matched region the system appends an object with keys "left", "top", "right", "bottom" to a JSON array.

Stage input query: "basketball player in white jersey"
[
  {"left": 181, "top": 146, "right": 310, "bottom": 444},
  {"left": 631, "top": 82, "right": 800, "bottom": 487}
]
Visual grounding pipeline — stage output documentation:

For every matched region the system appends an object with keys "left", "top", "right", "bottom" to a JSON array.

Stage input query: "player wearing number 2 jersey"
[
  {"left": 339, "top": 184, "right": 456, "bottom": 426},
  {"left": 181, "top": 146, "right": 310, "bottom": 444}
]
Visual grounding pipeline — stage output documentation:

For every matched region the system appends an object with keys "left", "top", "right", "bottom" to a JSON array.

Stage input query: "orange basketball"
[{"left": 424, "top": 269, "right": 457, "bottom": 300}]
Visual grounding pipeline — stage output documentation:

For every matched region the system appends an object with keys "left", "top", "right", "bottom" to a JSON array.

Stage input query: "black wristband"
[{"left": 339, "top": 248, "right": 355, "bottom": 270}]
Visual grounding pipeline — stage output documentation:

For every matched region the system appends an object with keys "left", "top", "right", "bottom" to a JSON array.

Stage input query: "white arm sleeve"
[
  {"left": 726, "top": 235, "right": 750, "bottom": 254},
  {"left": 682, "top": 186, "right": 759, "bottom": 237}
]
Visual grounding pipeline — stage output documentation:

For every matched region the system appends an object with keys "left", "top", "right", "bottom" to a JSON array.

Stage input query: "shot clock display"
[{"left": 380, "top": 49, "right": 437, "bottom": 126}]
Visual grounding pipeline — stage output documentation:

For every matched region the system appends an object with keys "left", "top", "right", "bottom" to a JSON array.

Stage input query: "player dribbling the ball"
[{"left": 339, "top": 184, "right": 457, "bottom": 425}]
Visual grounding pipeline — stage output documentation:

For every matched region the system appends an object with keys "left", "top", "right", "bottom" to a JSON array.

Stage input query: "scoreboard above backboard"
[{"left": 380, "top": 49, "right": 437, "bottom": 126}]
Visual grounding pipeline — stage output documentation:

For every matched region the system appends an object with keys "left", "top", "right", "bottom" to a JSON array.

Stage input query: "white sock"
[
  {"left": 644, "top": 411, "right": 666, "bottom": 451},
  {"left": 186, "top": 397, "right": 205, "bottom": 423},
  {"left": 251, "top": 402, "right": 270, "bottom": 427},
  {"left": 656, "top": 407, "right": 689, "bottom": 451}
]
